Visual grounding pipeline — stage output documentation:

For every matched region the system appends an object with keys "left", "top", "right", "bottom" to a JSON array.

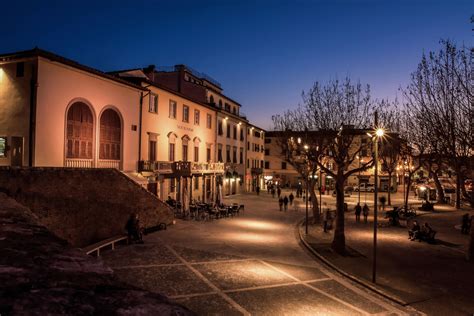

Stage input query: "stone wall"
[
  {"left": 0, "top": 167, "right": 174, "bottom": 247},
  {"left": 0, "top": 193, "right": 192, "bottom": 315}
]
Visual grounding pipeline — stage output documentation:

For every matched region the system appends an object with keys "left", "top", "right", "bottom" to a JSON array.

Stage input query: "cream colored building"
[
  {"left": 0, "top": 48, "right": 142, "bottom": 171},
  {"left": 246, "top": 124, "right": 266, "bottom": 192}
]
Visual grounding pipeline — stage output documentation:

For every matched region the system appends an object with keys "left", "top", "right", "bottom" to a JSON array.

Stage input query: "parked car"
[
  {"left": 353, "top": 183, "right": 375, "bottom": 192},
  {"left": 332, "top": 186, "right": 352, "bottom": 197}
]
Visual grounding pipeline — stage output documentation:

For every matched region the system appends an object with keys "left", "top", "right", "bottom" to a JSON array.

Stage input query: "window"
[
  {"left": 265, "top": 138, "right": 271, "bottom": 144},
  {"left": 194, "top": 177, "right": 199, "bottom": 190},
  {"left": 247, "top": 159, "right": 249, "bottom": 168},
  {"left": 240, "top": 129, "right": 244, "bottom": 141},
  {"left": 281, "top": 162, "right": 287, "bottom": 169},
  {"left": 194, "top": 146, "right": 199, "bottom": 162},
  {"left": 247, "top": 141, "right": 250, "bottom": 150},
  {"left": 265, "top": 149, "right": 270, "bottom": 155},
  {"left": 149, "top": 140, "right": 157, "bottom": 161},
  {"left": 265, "top": 161, "right": 270, "bottom": 169},
  {"left": 0, "top": 137, "right": 6, "bottom": 157},
  {"left": 261, "top": 145, "right": 264, "bottom": 152},
  {"left": 169, "top": 100, "right": 177, "bottom": 119},
  {"left": 218, "top": 144, "right": 223, "bottom": 162},
  {"left": 233, "top": 146, "right": 237, "bottom": 163},
  {"left": 99, "top": 109, "right": 121, "bottom": 160},
  {"left": 239, "top": 147, "right": 243, "bottom": 164},
  {"left": 218, "top": 100, "right": 223, "bottom": 108},
  {"left": 149, "top": 94, "right": 158, "bottom": 113},
  {"left": 261, "top": 160, "right": 264, "bottom": 168},
  {"left": 169, "top": 143, "right": 175, "bottom": 161},
  {"left": 194, "top": 110, "right": 200, "bottom": 125},
  {"left": 218, "top": 120, "right": 223, "bottom": 135},
  {"left": 226, "top": 145, "right": 231, "bottom": 163},
  {"left": 254, "top": 131, "right": 261, "bottom": 138},
  {"left": 66, "top": 102, "right": 94, "bottom": 159},
  {"left": 233, "top": 126, "right": 237, "bottom": 139},
  {"left": 207, "top": 114, "right": 212, "bottom": 129},
  {"left": 182, "top": 105, "right": 189, "bottom": 122},
  {"left": 226, "top": 124, "right": 231, "bottom": 138},
  {"left": 209, "top": 95, "right": 215, "bottom": 105},
  {"left": 182, "top": 144, "right": 188, "bottom": 161},
  {"left": 232, "top": 107, "right": 236, "bottom": 114},
  {"left": 16, "top": 62, "right": 24, "bottom": 77},
  {"left": 207, "top": 146, "right": 211, "bottom": 162},
  {"left": 224, "top": 103, "right": 230, "bottom": 112}
]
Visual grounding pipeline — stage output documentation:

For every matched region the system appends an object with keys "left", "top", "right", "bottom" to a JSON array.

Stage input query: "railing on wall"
[
  {"left": 138, "top": 160, "right": 225, "bottom": 175},
  {"left": 97, "top": 160, "right": 120, "bottom": 169},
  {"left": 65, "top": 159, "right": 94, "bottom": 168}
]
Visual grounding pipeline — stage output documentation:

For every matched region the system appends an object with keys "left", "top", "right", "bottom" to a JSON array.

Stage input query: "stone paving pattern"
[{"left": 102, "top": 191, "right": 422, "bottom": 315}]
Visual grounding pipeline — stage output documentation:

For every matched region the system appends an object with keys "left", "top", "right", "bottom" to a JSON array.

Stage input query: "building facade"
[{"left": 0, "top": 48, "right": 264, "bottom": 205}]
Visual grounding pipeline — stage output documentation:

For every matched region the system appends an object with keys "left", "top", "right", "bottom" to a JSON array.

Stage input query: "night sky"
[{"left": 2, "top": 0, "right": 472, "bottom": 129}]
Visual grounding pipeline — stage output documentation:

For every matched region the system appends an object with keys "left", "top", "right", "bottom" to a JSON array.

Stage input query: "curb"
[{"left": 297, "top": 218, "right": 409, "bottom": 307}]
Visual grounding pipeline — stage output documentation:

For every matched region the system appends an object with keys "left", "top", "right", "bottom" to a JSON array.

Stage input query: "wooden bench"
[{"left": 82, "top": 235, "right": 129, "bottom": 257}]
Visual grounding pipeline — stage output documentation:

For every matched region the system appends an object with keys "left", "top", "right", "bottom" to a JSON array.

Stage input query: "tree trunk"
[
  {"left": 468, "top": 218, "right": 474, "bottom": 261},
  {"left": 309, "top": 179, "right": 320, "bottom": 223},
  {"left": 387, "top": 171, "right": 392, "bottom": 206},
  {"left": 405, "top": 174, "right": 412, "bottom": 211},
  {"left": 331, "top": 170, "right": 346, "bottom": 255},
  {"left": 431, "top": 171, "right": 445, "bottom": 203},
  {"left": 456, "top": 173, "right": 461, "bottom": 209}
]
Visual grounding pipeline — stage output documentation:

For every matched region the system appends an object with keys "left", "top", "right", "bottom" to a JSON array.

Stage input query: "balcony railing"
[
  {"left": 65, "top": 158, "right": 94, "bottom": 168},
  {"left": 97, "top": 159, "right": 120, "bottom": 169},
  {"left": 251, "top": 167, "right": 263, "bottom": 175},
  {"left": 138, "top": 160, "right": 224, "bottom": 175}
]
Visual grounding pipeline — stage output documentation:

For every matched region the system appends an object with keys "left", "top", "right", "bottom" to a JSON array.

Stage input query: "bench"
[{"left": 82, "top": 235, "right": 129, "bottom": 257}]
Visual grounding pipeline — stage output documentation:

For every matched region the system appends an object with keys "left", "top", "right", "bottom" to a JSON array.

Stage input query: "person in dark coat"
[
  {"left": 256, "top": 186, "right": 260, "bottom": 196},
  {"left": 289, "top": 192, "right": 294, "bottom": 205},
  {"left": 283, "top": 196, "right": 289, "bottom": 211},
  {"left": 355, "top": 203, "right": 362, "bottom": 222},
  {"left": 126, "top": 214, "right": 143, "bottom": 243},
  {"left": 277, "top": 187, "right": 282, "bottom": 198},
  {"left": 278, "top": 197, "right": 283, "bottom": 211},
  {"left": 461, "top": 213, "right": 470, "bottom": 234},
  {"left": 362, "top": 204, "right": 369, "bottom": 223},
  {"left": 408, "top": 220, "right": 420, "bottom": 240}
]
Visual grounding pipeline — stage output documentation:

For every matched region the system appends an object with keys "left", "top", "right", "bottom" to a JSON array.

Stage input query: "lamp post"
[
  {"left": 357, "top": 155, "right": 362, "bottom": 204},
  {"left": 371, "top": 125, "right": 384, "bottom": 284},
  {"left": 304, "top": 144, "right": 309, "bottom": 235}
]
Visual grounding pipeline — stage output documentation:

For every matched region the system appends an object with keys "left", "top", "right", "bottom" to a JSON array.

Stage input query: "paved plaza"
[{"left": 102, "top": 192, "right": 423, "bottom": 315}]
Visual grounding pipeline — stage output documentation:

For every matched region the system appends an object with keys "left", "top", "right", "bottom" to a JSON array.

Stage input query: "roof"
[{"left": 0, "top": 48, "right": 147, "bottom": 91}]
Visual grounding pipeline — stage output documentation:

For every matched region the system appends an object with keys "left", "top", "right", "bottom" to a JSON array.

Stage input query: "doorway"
[{"left": 11, "top": 137, "right": 23, "bottom": 167}]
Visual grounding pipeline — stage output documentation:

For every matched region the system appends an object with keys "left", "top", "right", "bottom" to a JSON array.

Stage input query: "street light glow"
[
  {"left": 304, "top": 144, "right": 309, "bottom": 150},
  {"left": 375, "top": 128, "right": 384, "bottom": 137}
]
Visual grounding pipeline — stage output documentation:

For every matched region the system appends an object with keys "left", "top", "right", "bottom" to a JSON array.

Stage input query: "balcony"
[
  {"left": 138, "top": 160, "right": 224, "bottom": 176},
  {"left": 251, "top": 167, "right": 263, "bottom": 175}
]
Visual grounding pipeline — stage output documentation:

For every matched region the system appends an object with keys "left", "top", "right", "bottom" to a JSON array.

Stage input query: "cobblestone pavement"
[{"left": 102, "top": 191, "right": 423, "bottom": 315}]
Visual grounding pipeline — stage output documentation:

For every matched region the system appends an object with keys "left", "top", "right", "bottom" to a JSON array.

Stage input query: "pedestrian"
[
  {"left": 408, "top": 220, "right": 421, "bottom": 240},
  {"left": 283, "top": 195, "right": 289, "bottom": 211},
  {"left": 289, "top": 192, "right": 294, "bottom": 205},
  {"left": 271, "top": 188, "right": 276, "bottom": 198},
  {"left": 278, "top": 197, "right": 283, "bottom": 211},
  {"left": 322, "top": 203, "right": 329, "bottom": 232},
  {"left": 256, "top": 186, "right": 260, "bottom": 196},
  {"left": 125, "top": 213, "right": 143, "bottom": 244},
  {"left": 355, "top": 203, "right": 362, "bottom": 222},
  {"left": 277, "top": 187, "right": 282, "bottom": 198},
  {"left": 267, "top": 184, "right": 271, "bottom": 194},
  {"left": 362, "top": 203, "right": 369, "bottom": 223},
  {"left": 461, "top": 213, "right": 470, "bottom": 234}
]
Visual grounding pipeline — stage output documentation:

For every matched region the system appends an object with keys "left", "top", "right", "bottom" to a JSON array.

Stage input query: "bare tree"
[
  {"left": 403, "top": 40, "right": 473, "bottom": 208},
  {"left": 273, "top": 78, "right": 378, "bottom": 254}
]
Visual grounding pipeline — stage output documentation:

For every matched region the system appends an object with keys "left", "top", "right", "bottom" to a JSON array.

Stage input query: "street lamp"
[
  {"left": 304, "top": 144, "right": 309, "bottom": 235},
  {"left": 369, "top": 126, "right": 385, "bottom": 283}
]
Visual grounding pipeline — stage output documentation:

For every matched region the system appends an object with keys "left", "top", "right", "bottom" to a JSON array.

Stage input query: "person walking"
[
  {"left": 362, "top": 203, "right": 369, "bottom": 223},
  {"left": 289, "top": 192, "right": 294, "bottom": 205},
  {"left": 461, "top": 213, "right": 470, "bottom": 234},
  {"left": 283, "top": 195, "right": 289, "bottom": 211},
  {"left": 278, "top": 197, "right": 283, "bottom": 211},
  {"left": 355, "top": 203, "right": 362, "bottom": 222},
  {"left": 271, "top": 187, "right": 276, "bottom": 198},
  {"left": 277, "top": 187, "right": 282, "bottom": 198},
  {"left": 256, "top": 185, "right": 260, "bottom": 196},
  {"left": 322, "top": 203, "right": 329, "bottom": 232}
]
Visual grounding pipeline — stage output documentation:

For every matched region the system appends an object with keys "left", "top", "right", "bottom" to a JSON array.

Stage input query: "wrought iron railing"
[
  {"left": 138, "top": 160, "right": 224, "bottom": 175},
  {"left": 65, "top": 158, "right": 94, "bottom": 168}
]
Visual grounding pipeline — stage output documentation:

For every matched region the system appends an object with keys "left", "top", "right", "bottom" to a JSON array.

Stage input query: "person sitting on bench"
[
  {"left": 408, "top": 220, "right": 421, "bottom": 241},
  {"left": 125, "top": 213, "right": 143, "bottom": 244}
]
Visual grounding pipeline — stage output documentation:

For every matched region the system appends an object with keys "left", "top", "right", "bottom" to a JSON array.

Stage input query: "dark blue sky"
[{"left": 2, "top": 0, "right": 472, "bottom": 129}]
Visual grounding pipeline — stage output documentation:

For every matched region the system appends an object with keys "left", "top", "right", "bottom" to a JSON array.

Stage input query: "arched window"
[
  {"left": 66, "top": 102, "right": 94, "bottom": 159},
  {"left": 218, "top": 100, "right": 223, "bottom": 108},
  {"left": 99, "top": 109, "right": 121, "bottom": 160},
  {"left": 209, "top": 95, "right": 215, "bottom": 105}
]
